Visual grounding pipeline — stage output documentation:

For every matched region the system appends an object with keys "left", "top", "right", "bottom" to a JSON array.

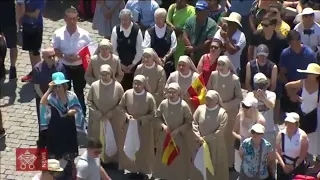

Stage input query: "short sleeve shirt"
[
  {"left": 241, "top": 138, "right": 273, "bottom": 179},
  {"left": 184, "top": 16, "right": 218, "bottom": 61},
  {"left": 250, "top": 29, "right": 288, "bottom": 65},
  {"left": 76, "top": 151, "right": 101, "bottom": 180}
]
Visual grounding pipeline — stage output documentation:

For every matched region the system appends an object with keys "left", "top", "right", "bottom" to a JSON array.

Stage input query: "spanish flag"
[
  {"left": 188, "top": 74, "right": 207, "bottom": 109},
  {"left": 161, "top": 132, "right": 180, "bottom": 166}
]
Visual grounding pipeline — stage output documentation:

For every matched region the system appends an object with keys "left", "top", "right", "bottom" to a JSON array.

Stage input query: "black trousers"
[
  {"left": 63, "top": 64, "right": 86, "bottom": 116},
  {"left": 121, "top": 73, "right": 134, "bottom": 91}
]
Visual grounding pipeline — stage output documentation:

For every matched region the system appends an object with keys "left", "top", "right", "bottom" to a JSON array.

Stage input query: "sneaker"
[
  {"left": 9, "top": 66, "right": 17, "bottom": 80},
  {"left": 21, "top": 71, "right": 32, "bottom": 82}
]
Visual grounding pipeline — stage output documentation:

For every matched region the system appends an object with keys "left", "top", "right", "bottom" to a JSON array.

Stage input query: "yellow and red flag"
[
  {"left": 188, "top": 74, "right": 207, "bottom": 109},
  {"left": 161, "top": 132, "right": 180, "bottom": 166}
]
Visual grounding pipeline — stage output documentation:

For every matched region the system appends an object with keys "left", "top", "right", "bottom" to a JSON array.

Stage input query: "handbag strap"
[{"left": 281, "top": 132, "right": 285, "bottom": 153}]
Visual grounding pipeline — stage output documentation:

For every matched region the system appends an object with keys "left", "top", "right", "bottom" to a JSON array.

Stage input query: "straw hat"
[
  {"left": 47, "top": 159, "right": 64, "bottom": 172},
  {"left": 222, "top": 12, "right": 242, "bottom": 27},
  {"left": 297, "top": 63, "right": 320, "bottom": 75}
]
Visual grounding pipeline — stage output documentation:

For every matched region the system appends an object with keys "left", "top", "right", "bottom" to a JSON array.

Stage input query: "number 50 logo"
[{"left": 16, "top": 148, "right": 48, "bottom": 171}]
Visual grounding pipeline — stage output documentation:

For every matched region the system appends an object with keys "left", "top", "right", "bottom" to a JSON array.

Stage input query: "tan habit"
[
  {"left": 206, "top": 56, "right": 243, "bottom": 167},
  {"left": 85, "top": 39, "right": 124, "bottom": 85},
  {"left": 190, "top": 90, "right": 229, "bottom": 180},
  {"left": 87, "top": 64, "right": 125, "bottom": 164},
  {"left": 135, "top": 48, "right": 166, "bottom": 106},
  {"left": 117, "top": 75, "right": 156, "bottom": 174},
  {"left": 165, "top": 55, "right": 199, "bottom": 108},
  {"left": 153, "top": 82, "right": 193, "bottom": 180}
]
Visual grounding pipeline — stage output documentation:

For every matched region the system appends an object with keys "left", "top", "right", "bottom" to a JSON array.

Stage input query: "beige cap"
[
  {"left": 253, "top": 73, "right": 268, "bottom": 84},
  {"left": 250, "top": 123, "right": 265, "bottom": 134},
  {"left": 242, "top": 96, "right": 258, "bottom": 108},
  {"left": 285, "top": 112, "right": 300, "bottom": 123}
]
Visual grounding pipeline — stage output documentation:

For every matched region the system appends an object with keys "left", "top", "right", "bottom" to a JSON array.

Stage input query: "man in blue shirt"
[
  {"left": 125, "top": 0, "right": 159, "bottom": 32},
  {"left": 279, "top": 30, "right": 317, "bottom": 112}
]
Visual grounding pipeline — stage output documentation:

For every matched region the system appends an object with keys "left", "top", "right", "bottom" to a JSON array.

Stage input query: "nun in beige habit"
[
  {"left": 85, "top": 39, "right": 124, "bottom": 85},
  {"left": 206, "top": 55, "right": 243, "bottom": 169},
  {"left": 134, "top": 48, "right": 166, "bottom": 106},
  {"left": 153, "top": 82, "right": 193, "bottom": 180},
  {"left": 190, "top": 90, "right": 229, "bottom": 180},
  {"left": 87, "top": 64, "right": 125, "bottom": 166},
  {"left": 165, "top": 55, "right": 199, "bottom": 109},
  {"left": 118, "top": 74, "right": 156, "bottom": 179}
]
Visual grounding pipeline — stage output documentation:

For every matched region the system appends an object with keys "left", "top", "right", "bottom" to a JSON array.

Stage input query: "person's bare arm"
[
  {"left": 285, "top": 80, "right": 303, "bottom": 99},
  {"left": 249, "top": 15, "right": 257, "bottom": 32},
  {"left": 279, "top": 66, "right": 288, "bottom": 83},
  {"left": 295, "top": 131, "right": 309, "bottom": 167},
  {"left": 275, "top": 132, "right": 285, "bottom": 167},
  {"left": 24, "top": 9, "right": 41, "bottom": 18},
  {"left": 232, "top": 113, "right": 241, "bottom": 140},
  {"left": 100, "top": 166, "right": 112, "bottom": 180},
  {"left": 247, "top": 45, "right": 255, "bottom": 62},
  {"left": 297, "top": 1, "right": 304, "bottom": 13},
  {"left": 270, "top": 65, "right": 278, "bottom": 92},
  {"left": 34, "top": 84, "right": 44, "bottom": 98},
  {"left": 197, "top": 55, "right": 205, "bottom": 72},
  {"left": 245, "top": 62, "right": 253, "bottom": 91}
]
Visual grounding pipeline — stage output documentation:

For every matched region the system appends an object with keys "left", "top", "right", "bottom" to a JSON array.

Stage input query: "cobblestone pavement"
[{"left": 0, "top": 2, "right": 241, "bottom": 180}]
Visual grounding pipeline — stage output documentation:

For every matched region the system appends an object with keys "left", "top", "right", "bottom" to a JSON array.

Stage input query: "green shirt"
[{"left": 184, "top": 16, "right": 217, "bottom": 63}]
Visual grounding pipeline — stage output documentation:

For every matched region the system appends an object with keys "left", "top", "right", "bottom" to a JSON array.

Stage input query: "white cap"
[
  {"left": 253, "top": 73, "right": 268, "bottom": 84},
  {"left": 285, "top": 112, "right": 300, "bottom": 123},
  {"left": 242, "top": 96, "right": 258, "bottom": 108},
  {"left": 301, "top": 8, "right": 314, "bottom": 15},
  {"left": 251, "top": 123, "right": 265, "bottom": 134}
]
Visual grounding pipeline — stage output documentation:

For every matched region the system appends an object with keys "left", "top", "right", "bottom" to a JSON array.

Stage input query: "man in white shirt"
[
  {"left": 110, "top": 9, "right": 143, "bottom": 91},
  {"left": 77, "top": 138, "right": 111, "bottom": 180},
  {"left": 51, "top": 7, "right": 92, "bottom": 116},
  {"left": 247, "top": 73, "right": 277, "bottom": 148},
  {"left": 214, "top": 12, "right": 246, "bottom": 74},
  {"left": 142, "top": 8, "right": 177, "bottom": 78},
  {"left": 294, "top": 8, "right": 320, "bottom": 58}
]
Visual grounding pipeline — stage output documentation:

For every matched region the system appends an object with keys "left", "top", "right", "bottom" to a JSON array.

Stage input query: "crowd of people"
[{"left": 2, "top": 0, "right": 320, "bottom": 180}]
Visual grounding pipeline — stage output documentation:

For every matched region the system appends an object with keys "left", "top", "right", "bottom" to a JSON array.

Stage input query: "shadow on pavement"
[
  {"left": 18, "top": 82, "right": 35, "bottom": 103},
  {"left": 0, "top": 137, "right": 7, "bottom": 151},
  {"left": 0, "top": 80, "right": 17, "bottom": 106}
]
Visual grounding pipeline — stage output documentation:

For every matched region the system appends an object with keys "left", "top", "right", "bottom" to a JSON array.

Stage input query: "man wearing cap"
[
  {"left": 183, "top": 0, "right": 218, "bottom": 66},
  {"left": 294, "top": 8, "right": 320, "bottom": 57},
  {"left": 245, "top": 44, "right": 277, "bottom": 92},
  {"left": 246, "top": 73, "right": 277, "bottom": 152},
  {"left": 214, "top": 12, "right": 246, "bottom": 74}
]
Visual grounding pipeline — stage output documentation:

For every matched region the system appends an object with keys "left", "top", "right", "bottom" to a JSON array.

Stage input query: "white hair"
[
  {"left": 119, "top": 9, "right": 133, "bottom": 19},
  {"left": 154, "top": 8, "right": 167, "bottom": 18}
]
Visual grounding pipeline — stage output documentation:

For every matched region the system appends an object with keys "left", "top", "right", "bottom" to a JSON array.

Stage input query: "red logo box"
[{"left": 16, "top": 148, "right": 48, "bottom": 171}]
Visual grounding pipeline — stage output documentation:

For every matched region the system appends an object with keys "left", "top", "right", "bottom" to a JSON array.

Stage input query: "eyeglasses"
[
  {"left": 210, "top": 45, "right": 220, "bottom": 49},
  {"left": 241, "top": 103, "right": 250, "bottom": 109}
]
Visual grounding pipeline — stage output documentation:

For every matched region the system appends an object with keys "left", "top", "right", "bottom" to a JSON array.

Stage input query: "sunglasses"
[
  {"left": 241, "top": 103, "right": 251, "bottom": 109},
  {"left": 261, "top": 23, "right": 270, "bottom": 27},
  {"left": 251, "top": 130, "right": 264, "bottom": 135},
  {"left": 210, "top": 45, "right": 220, "bottom": 49}
]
